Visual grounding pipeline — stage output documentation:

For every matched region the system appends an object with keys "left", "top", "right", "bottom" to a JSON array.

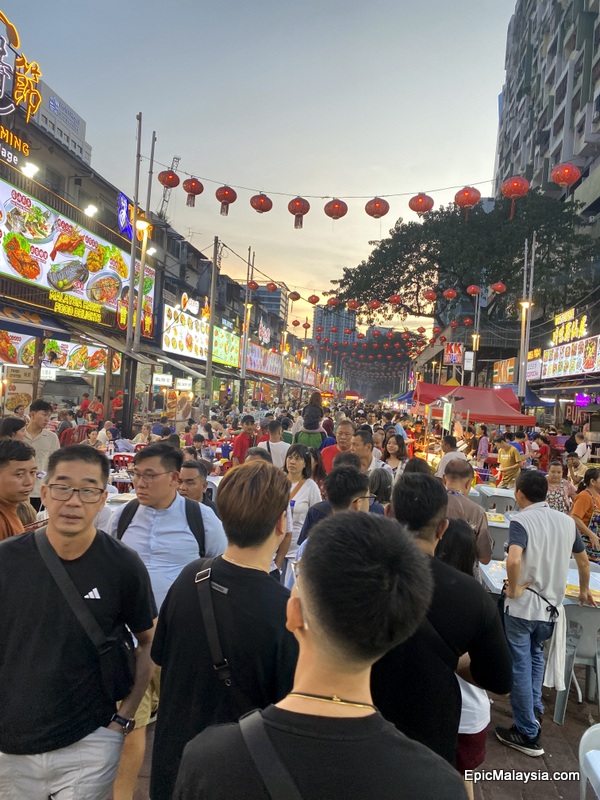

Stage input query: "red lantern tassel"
[
  {"left": 294, "top": 214, "right": 303, "bottom": 229},
  {"left": 510, "top": 199, "right": 515, "bottom": 220},
  {"left": 187, "top": 195, "right": 195, "bottom": 207},
  {"left": 465, "top": 209, "right": 470, "bottom": 222},
  {"left": 220, "top": 202, "right": 229, "bottom": 216}
]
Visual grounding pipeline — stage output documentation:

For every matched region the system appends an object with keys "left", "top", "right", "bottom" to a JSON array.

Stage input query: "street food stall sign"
[
  {"left": 153, "top": 373, "right": 173, "bottom": 387},
  {"left": 175, "top": 377, "right": 192, "bottom": 392}
]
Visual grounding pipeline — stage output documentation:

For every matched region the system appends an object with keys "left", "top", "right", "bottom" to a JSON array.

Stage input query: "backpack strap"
[
  {"left": 239, "top": 710, "right": 303, "bottom": 800},
  {"left": 184, "top": 497, "right": 206, "bottom": 557},
  {"left": 116, "top": 499, "right": 140, "bottom": 539}
]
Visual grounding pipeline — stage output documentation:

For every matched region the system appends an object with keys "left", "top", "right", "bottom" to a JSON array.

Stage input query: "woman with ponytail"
[{"left": 571, "top": 468, "right": 600, "bottom": 563}]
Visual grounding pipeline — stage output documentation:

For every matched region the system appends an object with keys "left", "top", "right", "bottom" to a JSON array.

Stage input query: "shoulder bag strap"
[
  {"left": 239, "top": 710, "right": 303, "bottom": 800},
  {"left": 116, "top": 499, "right": 140, "bottom": 540},
  {"left": 34, "top": 529, "right": 109, "bottom": 652},
  {"left": 289, "top": 480, "right": 305, "bottom": 502},
  {"left": 184, "top": 497, "right": 205, "bottom": 557}
]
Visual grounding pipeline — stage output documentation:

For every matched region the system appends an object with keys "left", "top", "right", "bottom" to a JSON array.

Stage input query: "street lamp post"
[{"left": 204, "top": 236, "right": 220, "bottom": 415}]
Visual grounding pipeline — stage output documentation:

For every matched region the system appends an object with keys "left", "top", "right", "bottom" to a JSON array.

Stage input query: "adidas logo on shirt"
[{"left": 84, "top": 588, "right": 101, "bottom": 600}]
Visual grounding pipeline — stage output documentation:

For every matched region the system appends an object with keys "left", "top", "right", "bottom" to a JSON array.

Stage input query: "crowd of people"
[{"left": 0, "top": 391, "right": 597, "bottom": 799}]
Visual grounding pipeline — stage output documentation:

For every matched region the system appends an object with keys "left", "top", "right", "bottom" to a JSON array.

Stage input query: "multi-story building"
[
  {"left": 31, "top": 81, "right": 92, "bottom": 166},
  {"left": 495, "top": 0, "right": 600, "bottom": 220},
  {"left": 253, "top": 284, "right": 289, "bottom": 319}
]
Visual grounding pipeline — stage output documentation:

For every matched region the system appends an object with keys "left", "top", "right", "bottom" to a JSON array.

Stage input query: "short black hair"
[
  {"left": 160, "top": 426, "right": 172, "bottom": 437},
  {"left": 183, "top": 446, "right": 197, "bottom": 458},
  {"left": 181, "top": 460, "right": 208, "bottom": 480},
  {"left": 0, "top": 418, "right": 26, "bottom": 438},
  {"left": 332, "top": 451, "right": 361, "bottom": 470},
  {"left": 241, "top": 414, "right": 255, "bottom": 425},
  {"left": 435, "top": 519, "right": 477, "bottom": 576},
  {"left": 352, "top": 429, "right": 373, "bottom": 448},
  {"left": 0, "top": 439, "right": 35, "bottom": 468},
  {"left": 402, "top": 457, "right": 432, "bottom": 475},
  {"left": 268, "top": 419, "right": 282, "bottom": 434},
  {"left": 494, "top": 435, "right": 506, "bottom": 444},
  {"left": 30, "top": 399, "right": 52, "bottom": 414},
  {"left": 515, "top": 470, "right": 548, "bottom": 503},
  {"left": 513, "top": 431, "right": 526, "bottom": 440},
  {"left": 160, "top": 415, "right": 168, "bottom": 423},
  {"left": 444, "top": 458, "right": 474, "bottom": 481},
  {"left": 285, "top": 443, "right": 312, "bottom": 478},
  {"left": 134, "top": 442, "right": 183, "bottom": 473},
  {"left": 46, "top": 444, "right": 109, "bottom": 485},
  {"left": 166, "top": 433, "right": 181, "bottom": 448},
  {"left": 193, "top": 434, "right": 205, "bottom": 444},
  {"left": 302, "top": 512, "right": 433, "bottom": 663},
  {"left": 246, "top": 447, "right": 272, "bottom": 463},
  {"left": 325, "top": 467, "right": 369, "bottom": 511},
  {"left": 392, "top": 473, "right": 448, "bottom": 538},
  {"left": 280, "top": 417, "right": 292, "bottom": 430},
  {"left": 442, "top": 435, "right": 457, "bottom": 448}
]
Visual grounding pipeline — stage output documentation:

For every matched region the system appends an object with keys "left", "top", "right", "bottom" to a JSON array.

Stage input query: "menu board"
[
  {"left": 527, "top": 359, "right": 542, "bottom": 381},
  {"left": 0, "top": 329, "right": 120, "bottom": 374},
  {"left": 162, "top": 303, "right": 209, "bottom": 361},
  {"left": 541, "top": 335, "right": 600, "bottom": 379},
  {"left": 246, "top": 342, "right": 281, "bottom": 376},
  {"left": 213, "top": 327, "right": 240, "bottom": 368},
  {"left": 0, "top": 178, "right": 155, "bottom": 334}
]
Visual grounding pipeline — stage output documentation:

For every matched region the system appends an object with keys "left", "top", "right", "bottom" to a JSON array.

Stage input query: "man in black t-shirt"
[
  {"left": 0, "top": 445, "right": 156, "bottom": 800},
  {"left": 150, "top": 461, "right": 299, "bottom": 800},
  {"left": 371, "top": 474, "right": 513, "bottom": 766},
  {"left": 172, "top": 512, "right": 467, "bottom": 800}
]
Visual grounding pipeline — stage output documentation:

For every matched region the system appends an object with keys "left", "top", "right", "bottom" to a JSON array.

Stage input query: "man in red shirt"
[
  {"left": 231, "top": 415, "right": 257, "bottom": 466},
  {"left": 320, "top": 419, "right": 355, "bottom": 473},
  {"left": 79, "top": 393, "right": 91, "bottom": 416}
]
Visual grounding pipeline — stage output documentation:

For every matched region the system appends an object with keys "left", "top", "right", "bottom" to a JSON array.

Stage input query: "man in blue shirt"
[{"left": 107, "top": 443, "right": 225, "bottom": 799}]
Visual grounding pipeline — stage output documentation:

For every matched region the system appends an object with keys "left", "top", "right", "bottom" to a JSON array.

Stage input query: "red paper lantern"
[
  {"left": 394, "top": 342, "right": 401, "bottom": 348},
  {"left": 491, "top": 282, "right": 506, "bottom": 294},
  {"left": 302, "top": 322, "right": 311, "bottom": 330},
  {"left": 344, "top": 328, "right": 353, "bottom": 335},
  {"left": 466, "top": 284, "right": 481, "bottom": 296},
  {"left": 347, "top": 299, "right": 360, "bottom": 310},
  {"left": 417, "top": 326, "right": 426, "bottom": 334},
  {"left": 450, "top": 321, "right": 459, "bottom": 329},
  {"left": 408, "top": 193, "right": 434, "bottom": 217},
  {"left": 308, "top": 344, "right": 314, "bottom": 350},
  {"left": 158, "top": 170, "right": 180, "bottom": 189},
  {"left": 550, "top": 163, "right": 581, "bottom": 188},
  {"left": 501, "top": 176, "right": 530, "bottom": 219},
  {"left": 329, "top": 326, "right": 338, "bottom": 333},
  {"left": 266, "top": 282, "right": 278, "bottom": 292},
  {"left": 288, "top": 196, "right": 310, "bottom": 229},
  {"left": 386, "top": 331, "right": 394, "bottom": 339},
  {"left": 359, "top": 355, "right": 364, "bottom": 360},
  {"left": 440, "top": 336, "right": 447, "bottom": 342},
  {"left": 368, "top": 299, "right": 381, "bottom": 310},
  {"left": 429, "top": 338, "right": 436, "bottom": 344},
  {"left": 343, "top": 341, "right": 349, "bottom": 346},
  {"left": 271, "top": 348, "right": 277, "bottom": 353},
  {"left": 401, "top": 332, "right": 410, "bottom": 340},
  {"left": 362, "top": 343, "right": 368, "bottom": 349},
  {"left": 316, "top": 326, "right": 324, "bottom": 332},
  {"left": 353, "top": 342, "right": 358, "bottom": 348},
  {"left": 463, "top": 317, "right": 473, "bottom": 326},
  {"left": 324, "top": 337, "right": 330, "bottom": 343},
  {"left": 372, "top": 343, "right": 379, "bottom": 349},
  {"left": 388, "top": 294, "right": 402, "bottom": 305},
  {"left": 250, "top": 193, "right": 273, "bottom": 213},
  {"left": 422, "top": 289, "right": 437, "bottom": 302},
  {"left": 387, "top": 355, "right": 393, "bottom": 360},
  {"left": 443, "top": 289, "right": 457, "bottom": 301},
  {"left": 372, "top": 330, "right": 381, "bottom": 337},
  {"left": 327, "top": 297, "right": 340, "bottom": 308},
  {"left": 292, "top": 319, "right": 300, "bottom": 327},
  {"left": 316, "top": 335, "right": 322, "bottom": 341},
  {"left": 433, "top": 326, "right": 442, "bottom": 334},
  {"left": 288, "top": 291, "right": 301, "bottom": 302},
  {"left": 383, "top": 343, "right": 390, "bottom": 349},
  {"left": 215, "top": 185, "right": 237, "bottom": 216},
  {"left": 308, "top": 294, "right": 320, "bottom": 304},
  {"left": 454, "top": 186, "right": 481, "bottom": 220},
  {"left": 247, "top": 280, "right": 259, "bottom": 291},
  {"left": 365, "top": 197, "right": 390, "bottom": 218},
  {"left": 368, "top": 355, "right": 374, "bottom": 361},
  {"left": 182, "top": 177, "right": 204, "bottom": 207},
  {"left": 377, "top": 354, "right": 383, "bottom": 360},
  {"left": 324, "top": 198, "right": 348, "bottom": 220},
  {"left": 357, "top": 332, "right": 365, "bottom": 339}
]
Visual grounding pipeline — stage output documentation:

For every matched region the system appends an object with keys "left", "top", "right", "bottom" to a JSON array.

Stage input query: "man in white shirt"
[
  {"left": 351, "top": 429, "right": 393, "bottom": 476},
  {"left": 107, "top": 443, "right": 226, "bottom": 798},
  {"left": 434, "top": 435, "right": 468, "bottom": 478},
  {"left": 495, "top": 470, "right": 593, "bottom": 757},
  {"left": 258, "top": 419, "right": 290, "bottom": 469},
  {"left": 575, "top": 432, "right": 590, "bottom": 464},
  {"left": 24, "top": 399, "right": 59, "bottom": 511}
]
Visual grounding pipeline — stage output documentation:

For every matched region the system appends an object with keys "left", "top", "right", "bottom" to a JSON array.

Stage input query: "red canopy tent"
[{"left": 412, "top": 382, "right": 535, "bottom": 426}]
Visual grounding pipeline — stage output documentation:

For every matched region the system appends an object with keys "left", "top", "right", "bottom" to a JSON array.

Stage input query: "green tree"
[{"left": 332, "top": 191, "right": 600, "bottom": 324}]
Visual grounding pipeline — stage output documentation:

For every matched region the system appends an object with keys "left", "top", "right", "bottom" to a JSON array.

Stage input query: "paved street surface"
[{"left": 131, "top": 673, "right": 596, "bottom": 799}]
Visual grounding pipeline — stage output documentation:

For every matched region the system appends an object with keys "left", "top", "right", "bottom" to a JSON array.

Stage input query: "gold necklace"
[
  {"left": 288, "top": 691, "right": 376, "bottom": 710},
  {"left": 221, "top": 554, "right": 269, "bottom": 573}
]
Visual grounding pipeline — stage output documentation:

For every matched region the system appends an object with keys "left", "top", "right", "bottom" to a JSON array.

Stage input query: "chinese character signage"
[
  {"left": 442, "top": 342, "right": 464, "bottom": 366},
  {"left": 551, "top": 311, "right": 587, "bottom": 346},
  {"left": 527, "top": 348, "right": 542, "bottom": 361},
  {"left": 541, "top": 334, "right": 600, "bottom": 379},
  {"left": 0, "top": 11, "right": 42, "bottom": 124},
  {"left": 493, "top": 358, "right": 515, "bottom": 384},
  {"left": 0, "top": 175, "right": 155, "bottom": 333}
]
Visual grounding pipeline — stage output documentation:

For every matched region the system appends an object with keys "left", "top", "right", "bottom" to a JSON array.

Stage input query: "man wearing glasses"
[
  {"left": 0, "top": 445, "right": 156, "bottom": 800},
  {"left": 107, "top": 443, "right": 225, "bottom": 798}
]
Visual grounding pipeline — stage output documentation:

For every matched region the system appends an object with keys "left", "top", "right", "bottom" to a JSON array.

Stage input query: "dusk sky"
[{"left": 15, "top": 1, "right": 515, "bottom": 321}]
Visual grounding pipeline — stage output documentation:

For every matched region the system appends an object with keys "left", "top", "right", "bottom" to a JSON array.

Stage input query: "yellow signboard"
[
  {"left": 551, "top": 314, "right": 587, "bottom": 346},
  {"left": 49, "top": 291, "right": 102, "bottom": 324}
]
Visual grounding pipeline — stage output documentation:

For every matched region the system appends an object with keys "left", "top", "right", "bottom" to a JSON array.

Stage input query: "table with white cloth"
[{"left": 480, "top": 561, "right": 600, "bottom": 604}]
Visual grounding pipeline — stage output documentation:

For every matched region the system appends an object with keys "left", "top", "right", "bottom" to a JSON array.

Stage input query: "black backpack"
[{"left": 116, "top": 497, "right": 205, "bottom": 557}]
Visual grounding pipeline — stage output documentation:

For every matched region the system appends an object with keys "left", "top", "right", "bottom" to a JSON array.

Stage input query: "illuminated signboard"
[
  {"left": 527, "top": 359, "right": 542, "bottom": 381},
  {"left": 117, "top": 193, "right": 133, "bottom": 241},
  {"left": 527, "top": 348, "right": 542, "bottom": 361},
  {"left": 213, "top": 326, "right": 240, "bottom": 368},
  {"left": 0, "top": 176, "right": 155, "bottom": 334},
  {"left": 541, "top": 334, "right": 600, "bottom": 379},
  {"left": 493, "top": 358, "right": 515, "bottom": 384},
  {"left": 442, "top": 342, "right": 464, "bottom": 366},
  {"left": 551, "top": 306, "right": 587, "bottom": 346},
  {"left": 246, "top": 342, "right": 281, "bottom": 377},
  {"left": 0, "top": 328, "right": 120, "bottom": 373},
  {"left": 162, "top": 303, "right": 209, "bottom": 361}
]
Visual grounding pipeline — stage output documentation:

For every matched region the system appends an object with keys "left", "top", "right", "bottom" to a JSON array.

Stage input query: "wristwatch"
[{"left": 110, "top": 713, "right": 135, "bottom": 734}]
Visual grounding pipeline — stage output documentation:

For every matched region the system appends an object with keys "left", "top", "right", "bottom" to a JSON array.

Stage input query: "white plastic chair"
[
  {"left": 579, "top": 723, "right": 600, "bottom": 798},
  {"left": 554, "top": 605, "right": 600, "bottom": 725},
  {"left": 483, "top": 494, "right": 517, "bottom": 514},
  {"left": 491, "top": 533, "right": 508, "bottom": 560},
  {"left": 570, "top": 558, "right": 600, "bottom": 574}
]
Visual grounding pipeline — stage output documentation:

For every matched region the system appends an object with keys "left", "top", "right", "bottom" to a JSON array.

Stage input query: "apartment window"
[
  {"left": 77, "top": 145, "right": 83, "bottom": 154},
  {"left": 57, "top": 127, "right": 62, "bottom": 138},
  {"left": 48, "top": 121, "right": 54, "bottom": 131},
  {"left": 41, "top": 114, "right": 48, "bottom": 125}
]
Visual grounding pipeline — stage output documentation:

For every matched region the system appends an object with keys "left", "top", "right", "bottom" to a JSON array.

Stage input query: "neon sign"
[{"left": 0, "top": 11, "right": 42, "bottom": 125}]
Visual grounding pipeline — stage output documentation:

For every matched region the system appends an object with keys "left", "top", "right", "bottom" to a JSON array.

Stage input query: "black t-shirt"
[
  {"left": 172, "top": 706, "right": 467, "bottom": 800},
  {"left": 371, "top": 557, "right": 512, "bottom": 765},
  {"left": 150, "top": 557, "right": 299, "bottom": 800},
  {"left": 0, "top": 530, "right": 156, "bottom": 755}
]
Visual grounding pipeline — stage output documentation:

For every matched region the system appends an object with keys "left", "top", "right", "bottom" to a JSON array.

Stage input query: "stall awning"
[
  {"left": 245, "top": 371, "right": 279, "bottom": 385},
  {"left": 213, "top": 365, "right": 241, "bottom": 380},
  {"left": 66, "top": 323, "right": 157, "bottom": 366},
  {"left": 154, "top": 354, "right": 205, "bottom": 381},
  {"left": 0, "top": 304, "right": 71, "bottom": 339}
]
